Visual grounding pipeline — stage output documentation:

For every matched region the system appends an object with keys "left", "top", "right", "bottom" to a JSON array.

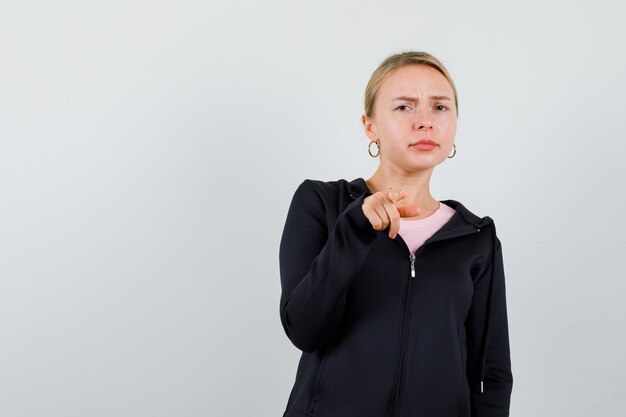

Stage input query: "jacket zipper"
[
  {"left": 390, "top": 251, "right": 415, "bottom": 417},
  {"left": 390, "top": 224, "right": 481, "bottom": 417}
]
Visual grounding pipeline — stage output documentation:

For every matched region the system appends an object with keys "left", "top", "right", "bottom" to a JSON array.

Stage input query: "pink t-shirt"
[{"left": 397, "top": 201, "right": 456, "bottom": 254}]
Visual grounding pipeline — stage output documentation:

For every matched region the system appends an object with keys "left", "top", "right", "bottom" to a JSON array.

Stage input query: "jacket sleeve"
[
  {"left": 278, "top": 179, "right": 378, "bottom": 353},
  {"left": 465, "top": 226, "right": 513, "bottom": 416}
]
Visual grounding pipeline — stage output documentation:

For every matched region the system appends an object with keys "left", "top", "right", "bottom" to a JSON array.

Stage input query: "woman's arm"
[
  {"left": 465, "top": 227, "right": 514, "bottom": 416},
  {"left": 278, "top": 179, "right": 377, "bottom": 353}
]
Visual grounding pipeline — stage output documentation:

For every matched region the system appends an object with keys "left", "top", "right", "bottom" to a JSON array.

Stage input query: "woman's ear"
[{"left": 361, "top": 114, "right": 377, "bottom": 141}]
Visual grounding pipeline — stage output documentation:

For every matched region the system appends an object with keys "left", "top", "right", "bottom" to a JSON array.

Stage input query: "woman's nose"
[{"left": 413, "top": 110, "right": 433, "bottom": 130}]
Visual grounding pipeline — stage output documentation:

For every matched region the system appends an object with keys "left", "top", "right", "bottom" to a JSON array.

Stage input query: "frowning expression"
[{"left": 363, "top": 64, "right": 457, "bottom": 170}]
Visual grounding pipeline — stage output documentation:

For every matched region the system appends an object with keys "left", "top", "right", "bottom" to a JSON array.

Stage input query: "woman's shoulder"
[
  {"left": 287, "top": 178, "right": 370, "bottom": 221},
  {"left": 292, "top": 177, "right": 364, "bottom": 199}
]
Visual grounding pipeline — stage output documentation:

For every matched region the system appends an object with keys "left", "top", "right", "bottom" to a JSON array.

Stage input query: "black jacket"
[{"left": 279, "top": 177, "right": 513, "bottom": 417}]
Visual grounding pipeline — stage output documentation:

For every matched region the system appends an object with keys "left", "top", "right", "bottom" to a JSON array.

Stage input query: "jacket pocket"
[
  {"left": 307, "top": 339, "right": 335, "bottom": 416},
  {"left": 457, "top": 321, "right": 470, "bottom": 416},
  {"left": 456, "top": 322, "right": 466, "bottom": 365}
]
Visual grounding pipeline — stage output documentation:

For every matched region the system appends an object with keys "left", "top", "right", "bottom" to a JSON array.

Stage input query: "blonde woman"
[{"left": 279, "top": 51, "right": 513, "bottom": 417}]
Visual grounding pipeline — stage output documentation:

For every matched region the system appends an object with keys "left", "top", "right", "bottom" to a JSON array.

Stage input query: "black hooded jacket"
[{"left": 278, "top": 177, "right": 513, "bottom": 417}]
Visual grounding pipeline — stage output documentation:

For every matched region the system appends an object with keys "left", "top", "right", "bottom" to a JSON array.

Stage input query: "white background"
[{"left": 1, "top": 1, "right": 625, "bottom": 416}]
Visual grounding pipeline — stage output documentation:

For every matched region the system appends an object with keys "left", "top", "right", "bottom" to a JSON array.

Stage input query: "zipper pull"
[
  {"left": 409, "top": 253, "right": 415, "bottom": 277},
  {"left": 480, "top": 380, "right": 484, "bottom": 393}
]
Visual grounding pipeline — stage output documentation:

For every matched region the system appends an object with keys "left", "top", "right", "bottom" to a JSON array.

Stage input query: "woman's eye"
[
  {"left": 435, "top": 105, "right": 448, "bottom": 111},
  {"left": 396, "top": 105, "right": 411, "bottom": 111}
]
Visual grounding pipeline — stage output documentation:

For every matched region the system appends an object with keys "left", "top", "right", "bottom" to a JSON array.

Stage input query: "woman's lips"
[{"left": 410, "top": 143, "right": 438, "bottom": 151}]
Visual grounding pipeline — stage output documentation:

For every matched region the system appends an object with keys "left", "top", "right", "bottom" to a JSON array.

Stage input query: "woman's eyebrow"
[{"left": 391, "top": 95, "right": 452, "bottom": 102}]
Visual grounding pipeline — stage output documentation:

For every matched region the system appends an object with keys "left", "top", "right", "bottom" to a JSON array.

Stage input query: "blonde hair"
[{"left": 364, "top": 51, "right": 458, "bottom": 118}]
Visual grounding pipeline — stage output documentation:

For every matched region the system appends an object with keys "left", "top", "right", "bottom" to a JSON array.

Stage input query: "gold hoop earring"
[
  {"left": 447, "top": 143, "right": 456, "bottom": 158},
  {"left": 368, "top": 140, "right": 380, "bottom": 158}
]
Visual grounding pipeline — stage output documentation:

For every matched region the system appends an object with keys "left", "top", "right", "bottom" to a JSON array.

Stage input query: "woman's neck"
[{"left": 365, "top": 169, "right": 440, "bottom": 213}]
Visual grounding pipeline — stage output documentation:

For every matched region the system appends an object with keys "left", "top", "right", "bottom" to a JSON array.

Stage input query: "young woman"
[{"left": 279, "top": 51, "right": 513, "bottom": 417}]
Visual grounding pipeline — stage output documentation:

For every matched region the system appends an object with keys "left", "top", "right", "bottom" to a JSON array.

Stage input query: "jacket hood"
[{"left": 347, "top": 177, "right": 498, "bottom": 392}]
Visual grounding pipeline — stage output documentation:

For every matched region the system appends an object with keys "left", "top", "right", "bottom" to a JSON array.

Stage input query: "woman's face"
[{"left": 363, "top": 64, "right": 457, "bottom": 172}]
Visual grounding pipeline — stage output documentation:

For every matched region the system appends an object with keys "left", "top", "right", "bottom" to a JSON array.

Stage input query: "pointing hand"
[{"left": 362, "top": 189, "right": 421, "bottom": 239}]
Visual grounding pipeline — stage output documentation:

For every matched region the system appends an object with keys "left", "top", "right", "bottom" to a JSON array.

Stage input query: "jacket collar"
[{"left": 347, "top": 177, "right": 493, "bottom": 229}]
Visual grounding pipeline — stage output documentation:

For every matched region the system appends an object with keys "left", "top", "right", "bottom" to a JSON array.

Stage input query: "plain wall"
[{"left": 1, "top": 0, "right": 625, "bottom": 416}]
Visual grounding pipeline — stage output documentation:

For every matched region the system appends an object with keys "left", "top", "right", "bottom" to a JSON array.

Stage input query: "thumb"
[{"left": 386, "top": 188, "right": 407, "bottom": 204}]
